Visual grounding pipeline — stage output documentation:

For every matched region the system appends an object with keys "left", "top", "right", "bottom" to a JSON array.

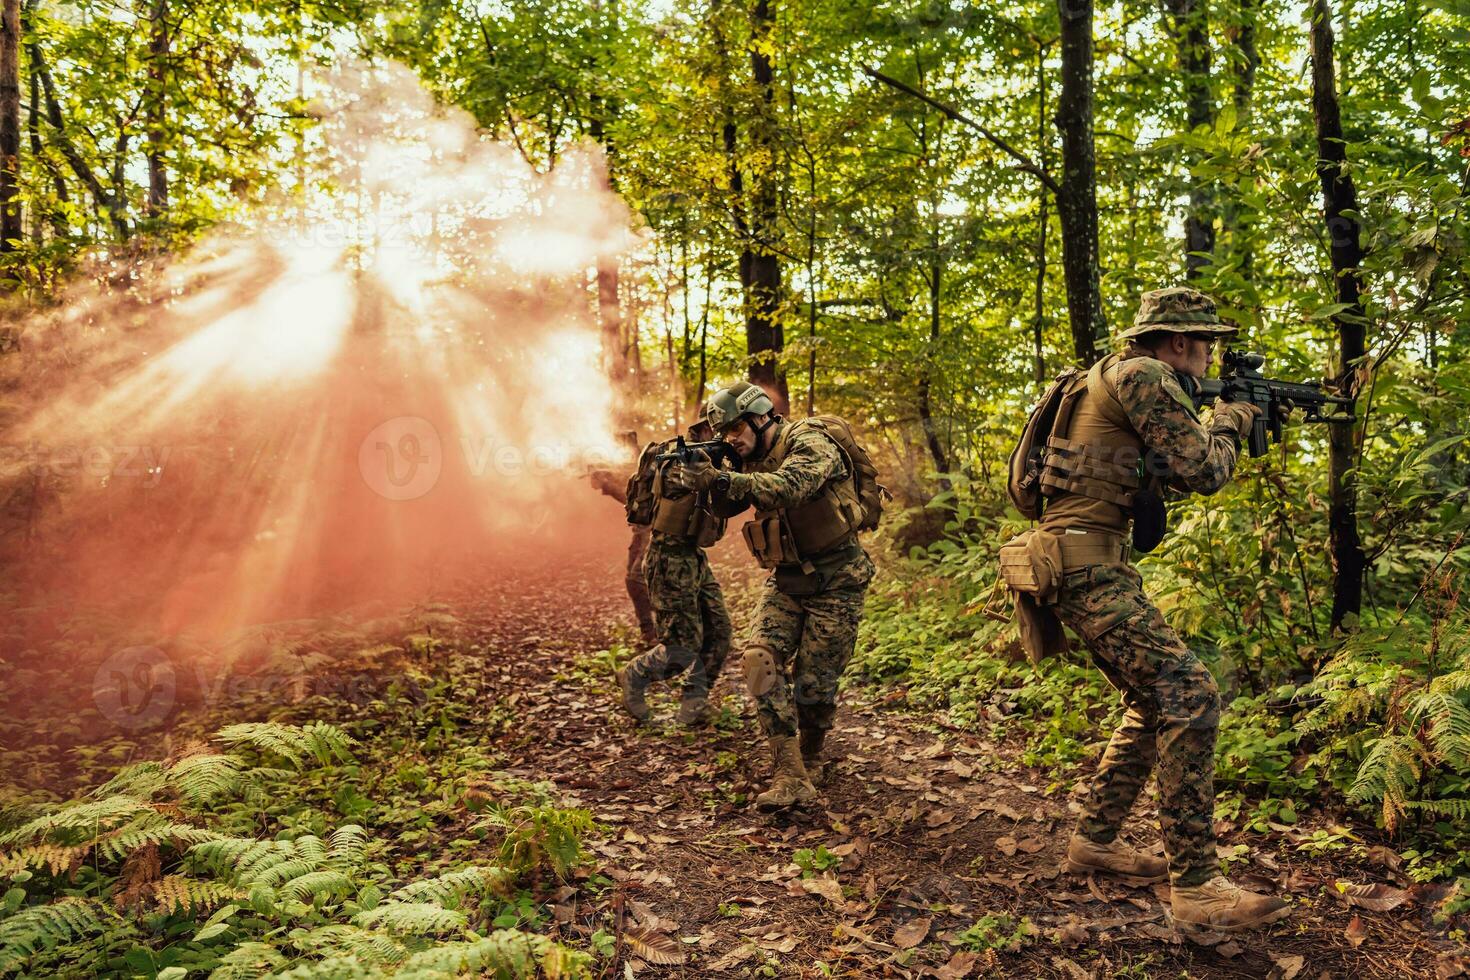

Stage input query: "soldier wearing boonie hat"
[{"left": 1000, "top": 284, "right": 1287, "bottom": 933}]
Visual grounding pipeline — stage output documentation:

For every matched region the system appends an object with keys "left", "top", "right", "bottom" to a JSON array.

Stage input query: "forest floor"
[
  {"left": 6, "top": 540, "right": 1468, "bottom": 978},
  {"left": 436, "top": 544, "right": 1466, "bottom": 980}
]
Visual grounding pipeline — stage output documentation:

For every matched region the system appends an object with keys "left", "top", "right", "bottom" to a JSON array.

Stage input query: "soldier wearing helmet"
[
  {"left": 665, "top": 381, "right": 876, "bottom": 810},
  {"left": 1012, "top": 286, "right": 1286, "bottom": 933},
  {"left": 612, "top": 408, "right": 733, "bottom": 727}
]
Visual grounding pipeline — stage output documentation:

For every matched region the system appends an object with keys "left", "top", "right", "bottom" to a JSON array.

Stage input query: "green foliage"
[
  {"left": 480, "top": 798, "right": 597, "bottom": 880},
  {"left": 792, "top": 845, "right": 840, "bottom": 878},
  {"left": 951, "top": 914, "right": 1032, "bottom": 953},
  {"left": 0, "top": 716, "right": 594, "bottom": 978}
]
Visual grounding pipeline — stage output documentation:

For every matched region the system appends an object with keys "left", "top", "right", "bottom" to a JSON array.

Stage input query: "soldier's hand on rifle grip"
[
  {"left": 1208, "top": 400, "right": 1262, "bottom": 443},
  {"left": 665, "top": 450, "right": 717, "bottom": 495}
]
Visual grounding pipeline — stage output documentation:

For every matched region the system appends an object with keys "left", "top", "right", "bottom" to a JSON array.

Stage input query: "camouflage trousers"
[
  {"left": 1055, "top": 562, "right": 1222, "bottom": 887},
  {"left": 625, "top": 526, "right": 656, "bottom": 644},
  {"left": 743, "top": 548, "right": 874, "bottom": 739},
  {"left": 626, "top": 534, "right": 731, "bottom": 698}
]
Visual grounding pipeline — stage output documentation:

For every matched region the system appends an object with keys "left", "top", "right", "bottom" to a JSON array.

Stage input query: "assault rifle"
[
  {"left": 1193, "top": 350, "right": 1355, "bottom": 457},
  {"left": 655, "top": 437, "right": 744, "bottom": 473}
]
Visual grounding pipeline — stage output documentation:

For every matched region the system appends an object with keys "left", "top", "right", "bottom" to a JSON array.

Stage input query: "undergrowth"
[
  {"left": 0, "top": 607, "right": 602, "bottom": 979},
  {"left": 855, "top": 469, "right": 1470, "bottom": 884}
]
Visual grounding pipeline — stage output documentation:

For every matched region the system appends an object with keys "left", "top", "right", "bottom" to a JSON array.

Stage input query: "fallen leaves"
[
  {"left": 936, "top": 949, "right": 980, "bottom": 979},
  {"left": 1268, "top": 953, "right": 1305, "bottom": 980},
  {"left": 891, "top": 916, "right": 932, "bottom": 949},
  {"left": 622, "top": 928, "right": 686, "bottom": 966},
  {"left": 1344, "top": 914, "right": 1367, "bottom": 947},
  {"left": 799, "top": 873, "right": 845, "bottom": 907},
  {"left": 1334, "top": 880, "right": 1410, "bottom": 912}
]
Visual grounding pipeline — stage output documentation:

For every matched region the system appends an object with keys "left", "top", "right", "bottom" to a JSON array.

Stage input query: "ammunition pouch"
[
  {"left": 997, "top": 528, "right": 1127, "bottom": 663},
  {"left": 741, "top": 495, "right": 857, "bottom": 571},
  {"left": 651, "top": 480, "right": 725, "bottom": 547}
]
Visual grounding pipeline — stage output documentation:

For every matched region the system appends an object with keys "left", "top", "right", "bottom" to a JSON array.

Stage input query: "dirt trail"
[{"left": 452, "top": 555, "right": 1466, "bottom": 980}]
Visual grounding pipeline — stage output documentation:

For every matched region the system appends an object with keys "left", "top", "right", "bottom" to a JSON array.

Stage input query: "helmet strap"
[{"left": 747, "top": 414, "right": 780, "bottom": 461}]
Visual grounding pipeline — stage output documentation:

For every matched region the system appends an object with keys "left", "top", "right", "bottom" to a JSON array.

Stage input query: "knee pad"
[{"left": 741, "top": 644, "right": 779, "bottom": 697}]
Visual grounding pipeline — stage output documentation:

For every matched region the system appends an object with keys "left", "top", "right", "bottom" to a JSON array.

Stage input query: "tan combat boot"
[
  {"left": 755, "top": 736, "right": 818, "bottom": 810},
  {"left": 1171, "top": 876, "right": 1291, "bottom": 932},
  {"left": 615, "top": 665, "right": 650, "bottom": 722},
  {"left": 1063, "top": 834, "right": 1168, "bottom": 884}
]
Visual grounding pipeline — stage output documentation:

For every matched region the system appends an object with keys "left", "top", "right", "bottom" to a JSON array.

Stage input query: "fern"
[
  {"left": 0, "top": 899, "right": 109, "bottom": 972},
  {"left": 1404, "top": 797, "right": 1470, "bottom": 821},
  {"left": 149, "top": 875, "right": 246, "bottom": 913},
  {"left": 1412, "top": 689, "right": 1470, "bottom": 769},
  {"left": 285, "top": 924, "right": 408, "bottom": 965},
  {"left": 0, "top": 842, "right": 93, "bottom": 877},
  {"left": 1350, "top": 735, "right": 1425, "bottom": 831},
  {"left": 327, "top": 825, "right": 368, "bottom": 864},
  {"left": 394, "top": 930, "right": 590, "bottom": 979},
  {"left": 215, "top": 722, "right": 356, "bottom": 768},
  {"left": 387, "top": 865, "right": 510, "bottom": 907},
  {"left": 208, "top": 940, "right": 290, "bottom": 980},
  {"left": 0, "top": 795, "right": 154, "bottom": 846},
  {"left": 278, "top": 870, "right": 354, "bottom": 903},
  {"left": 170, "top": 753, "right": 248, "bottom": 805},
  {"left": 353, "top": 901, "right": 467, "bottom": 935},
  {"left": 94, "top": 761, "right": 170, "bottom": 799}
]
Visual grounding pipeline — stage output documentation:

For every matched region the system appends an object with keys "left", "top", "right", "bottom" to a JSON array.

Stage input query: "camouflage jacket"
[
  {"left": 1111, "top": 349, "right": 1239, "bottom": 495},
  {"left": 722, "top": 422, "right": 848, "bottom": 512}
]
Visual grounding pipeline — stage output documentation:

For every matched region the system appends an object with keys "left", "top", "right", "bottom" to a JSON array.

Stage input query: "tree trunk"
[
  {"left": 1033, "top": 41, "right": 1050, "bottom": 382},
  {"left": 23, "top": 5, "right": 63, "bottom": 239},
  {"left": 1309, "top": 0, "right": 1366, "bottom": 630},
  {"left": 1223, "top": 0, "right": 1258, "bottom": 278},
  {"left": 1166, "top": 0, "right": 1215, "bottom": 276},
  {"left": 743, "top": 0, "right": 787, "bottom": 411},
  {"left": 918, "top": 248, "right": 951, "bottom": 479},
  {"left": 0, "top": 0, "right": 21, "bottom": 255},
  {"left": 1054, "top": 0, "right": 1105, "bottom": 365},
  {"left": 144, "top": 0, "right": 168, "bottom": 215}
]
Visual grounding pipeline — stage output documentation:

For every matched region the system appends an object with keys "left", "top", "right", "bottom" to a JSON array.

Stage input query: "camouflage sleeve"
[
  {"left": 723, "top": 427, "right": 846, "bottom": 510},
  {"left": 1112, "top": 359, "right": 1240, "bottom": 495}
]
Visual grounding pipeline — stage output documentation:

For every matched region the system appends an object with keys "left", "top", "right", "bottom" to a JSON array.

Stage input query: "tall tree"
[
  {"left": 0, "top": 0, "right": 21, "bottom": 256},
  {"left": 742, "top": 0, "right": 787, "bottom": 410},
  {"left": 1054, "top": 0, "right": 1104, "bottom": 365},
  {"left": 143, "top": 0, "right": 169, "bottom": 214},
  {"left": 1309, "top": 0, "right": 1366, "bottom": 629},
  {"left": 1165, "top": 0, "right": 1215, "bottom": 276}
]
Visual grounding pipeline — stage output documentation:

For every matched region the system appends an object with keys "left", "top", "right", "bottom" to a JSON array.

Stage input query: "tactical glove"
[
  {"left": 663, "top": 450, "right": 717, "bottom": 495},
  {"left": 1208, "top": 400, "right": 1261, "bottom": 441}
]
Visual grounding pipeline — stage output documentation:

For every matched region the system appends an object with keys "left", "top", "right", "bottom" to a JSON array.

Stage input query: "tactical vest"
[
  {"left": 651, "top": 465, "right": 726, "bottom": 548},
  {"left": 1034, "top": 353, "right": 1146, "bottom": 536},
  {"left": 741, "top": 419, "right": 866, "bottom": 569}
]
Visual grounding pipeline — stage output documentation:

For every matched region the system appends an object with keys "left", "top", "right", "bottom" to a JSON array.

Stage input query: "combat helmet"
[
  {"left": 703, "top": 380, "right": 776, "bottom": 434},
  {"left": 1120, "top": 286, "right": 1239, "bottom": 341}
]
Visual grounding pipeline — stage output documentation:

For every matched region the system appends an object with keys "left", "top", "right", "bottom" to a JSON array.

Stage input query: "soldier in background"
[
  {"left": 666, "top": 382, "right": 882, "bottom": 810},
  {"left": 613, "top": 412, "right": 733, "bottom": 726},
  {"left": 588, "top": 429, "right": 657, "bottom": 644}
]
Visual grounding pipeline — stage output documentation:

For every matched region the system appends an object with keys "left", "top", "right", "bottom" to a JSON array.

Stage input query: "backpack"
[
  {"left": 795, "top": 415, "right": 888, "bottom": 533},
  {"left": 623, "top": 440, "right": 664, "bottom": 526},
  {"left": 1006, "top": 367, "right": 1084, "bottom": 520}
]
